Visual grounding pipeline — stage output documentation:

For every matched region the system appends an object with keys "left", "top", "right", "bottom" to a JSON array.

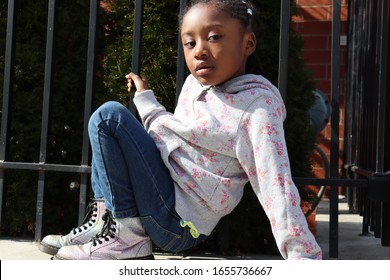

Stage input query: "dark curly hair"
[
  {"left": 179, "top": 0, "right": 263, "bottom": 75},
  {"left": 179, "top": 0, "right": 255, "bottom": 31}
]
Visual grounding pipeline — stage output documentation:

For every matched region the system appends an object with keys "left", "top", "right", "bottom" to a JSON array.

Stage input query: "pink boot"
[
  {"left": 39, "top": 199, "right": 106, "bottom": 255},
  {"left": 54, "top": 211, "right": 153, "bottom": 260}
]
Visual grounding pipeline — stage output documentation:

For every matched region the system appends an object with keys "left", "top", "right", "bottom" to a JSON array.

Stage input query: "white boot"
[
  {"left": 39, "top": 199, "right": 106, "bottom": 255},
  {"left": 54, "top": 211, "right": 153, "bottom": 260}
]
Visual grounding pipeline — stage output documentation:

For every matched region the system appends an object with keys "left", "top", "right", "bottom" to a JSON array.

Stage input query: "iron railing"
[
  {"left": 344, "top": 0, "right": 390, "bottom": 246},
  {"left": 0, "top": 0, "right": 389, "bottom": 258}
]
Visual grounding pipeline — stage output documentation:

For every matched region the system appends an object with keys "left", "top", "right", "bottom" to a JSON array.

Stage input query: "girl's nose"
[{"left": 194, "top": 41, "right": 208, "bottom": 58}]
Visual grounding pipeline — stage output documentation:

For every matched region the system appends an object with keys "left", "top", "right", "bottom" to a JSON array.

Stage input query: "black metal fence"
[
  {"left": 0, "top": 0, "right": 388, "bottom": 258},
  {"left": 344, "top": 0, "right": 390, "bottom": 246}
]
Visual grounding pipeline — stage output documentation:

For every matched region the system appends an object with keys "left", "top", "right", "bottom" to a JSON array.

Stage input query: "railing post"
[
  {"left": 329, "top": 0, "right": 341, "bottom": 258},
  {"left": 376, "top": 0, "right": 389, "bottom": 174},
  {"left": 175, "top": 0, "right": 188, "bottom": 102},
  {"left": 77, "top": 0, "right": 100, "bottom": 225},
  {"left": 377, "top": 0, "right": 390, "bottom": 248},
  {"left": 35, "top": 0, "right": 57, "bottom": 242},
  {"left": 129, "top": 0, "right": 144, "bottom": 115},
  {"left": 0, "top": 0, "right": 17, "bottom": 230},
  {"left": 278, "top": 0, "right": 290, "bottom": 102}
]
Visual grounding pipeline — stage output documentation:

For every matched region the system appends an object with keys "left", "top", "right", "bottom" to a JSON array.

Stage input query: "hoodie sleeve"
[
  {"left": 236, "top": 92, "right": 322, "bottom": 260},
  {"left": 133, "top": 90, "right": 172, "bottom": 131},
  {"left": 133, "top": 75, "right": 196, "bottom": 131}
]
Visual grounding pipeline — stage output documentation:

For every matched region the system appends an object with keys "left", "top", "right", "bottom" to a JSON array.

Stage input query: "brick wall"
[{"left": 292, "top": 0, "right": 348, "bottom": 181}]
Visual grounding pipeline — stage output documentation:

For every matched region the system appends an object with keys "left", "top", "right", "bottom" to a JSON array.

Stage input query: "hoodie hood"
[{"left": 198, "top": 74, "right": 286, "bottom": 118}]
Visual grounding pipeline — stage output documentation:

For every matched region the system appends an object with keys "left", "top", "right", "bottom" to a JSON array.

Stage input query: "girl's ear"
[{"left": 244, "top": 32, "right": 257, "bottom": 57}]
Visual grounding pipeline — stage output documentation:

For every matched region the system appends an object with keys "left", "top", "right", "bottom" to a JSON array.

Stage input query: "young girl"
[{"left": 39, "top": 0, "right": 322, "bottom": 260}]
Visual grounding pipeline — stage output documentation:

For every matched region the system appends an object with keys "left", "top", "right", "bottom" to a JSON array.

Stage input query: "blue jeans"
[{"left": 88, "top": 101, "right": 206, "bottom": 252}]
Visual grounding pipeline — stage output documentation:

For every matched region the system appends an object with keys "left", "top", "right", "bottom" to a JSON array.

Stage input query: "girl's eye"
[
  {"left": 209, "top": 34, "right": 222, "bottom": 41},
  {"left": 184, "top": 41, "right": 196, "bottom": 49}
]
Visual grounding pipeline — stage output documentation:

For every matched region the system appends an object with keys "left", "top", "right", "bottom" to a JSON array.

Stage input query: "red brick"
[
  {"left": 315, "top": 79, "right": 331, "bottom": 94},
  {"left": 339, "top": 94, "right": 345, "bottom": 107},
  {"left": 291, "top": 22, "right": 300, "bottom": 32},
  {"left": 323, "top": 124, "right": 331, "bottom": 139},
  {"left": 328, "top": 64, "right": 346, "bottom": 81},
  {"left": 292, "top": 15, "right": 304, "bottom": 23},
  {"left": 306, "top": 64, "right": 328, "bottom": 79},
  {"left": 301, "top": 49, "right": 332, "bottom": 64},
  {"left": 301, "top": 35, "right": 329, "bottom": 50},
  {"left": 339, "top": 126, "right": 345, "bottom": 140},
  {"left": 294, "top": 0, "right": 348, "bottom": 166},
  {"left": 295, "top": 21, "right": 332, "bottom": 35},
  {"left": 296, "top": 1, "right": 348, "bottom": 10},
  {"left": 328, "top": 5, "right": 349, "bottom": 21},
  {"left": 341, "top": 21, "right": 348, "bottom": 33},
  {"left": 340, "top": 51, "right": 348, "bottom": 66},
  {"left": 312, "top": 149, "right": 329, "bottom": 172},
  {"left": 296, "top": 6, "right": 332, "bottom": 21},
  {"left": 296, "top": 0, "right": 332, "bottom": 6},
  {"left": 312, "top": 169, "right": 327, "bottom": 179},
  {"left": 339, "top": 64, "right": 346, "bottom": 76}
]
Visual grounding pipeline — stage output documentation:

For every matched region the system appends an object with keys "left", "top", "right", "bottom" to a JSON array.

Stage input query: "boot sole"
[
  {"left": 124, "top": 254, "right": 155, "bottom": 260},
  {"left": 52, "top": 254, "right": 155, "bottom": 260},
  {"left": 38, "top": 242, "right": 60, "bottom": 256}
]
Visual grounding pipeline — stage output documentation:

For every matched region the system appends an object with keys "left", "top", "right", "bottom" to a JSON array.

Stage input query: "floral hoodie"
[{"left": 133, "top": 74, "right": 322, "bottom": 260}]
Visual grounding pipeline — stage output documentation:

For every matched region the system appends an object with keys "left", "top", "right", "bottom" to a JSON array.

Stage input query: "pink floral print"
[{"left": 133, "top": 74, "right": 322, "bottom": 260}]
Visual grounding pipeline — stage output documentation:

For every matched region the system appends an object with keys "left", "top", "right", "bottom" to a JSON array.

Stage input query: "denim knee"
[{"left": 88, "top": 101, "right": 127, "bottom": 134}]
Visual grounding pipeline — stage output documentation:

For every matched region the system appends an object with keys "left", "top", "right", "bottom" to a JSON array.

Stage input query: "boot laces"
[
  {"left": 91, "top": 211, "right": 117, "bottom": 246},
  {"left": 72, "top": 201, "right": 98, "bottom": 234}
]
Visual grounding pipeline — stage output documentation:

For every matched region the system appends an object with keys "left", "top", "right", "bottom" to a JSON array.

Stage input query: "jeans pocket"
[{"left": 140, "top": 215, "right": 205, "bottom": 253}]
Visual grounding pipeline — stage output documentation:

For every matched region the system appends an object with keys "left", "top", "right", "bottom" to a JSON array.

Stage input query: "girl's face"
[{"left": 181, "top": 4, "right": 256, "bottom": 86}]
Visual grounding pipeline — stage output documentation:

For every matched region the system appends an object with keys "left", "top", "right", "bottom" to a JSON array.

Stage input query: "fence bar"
[
  {"left": 0, "top": 0, "right": 17, "bottom": 228},
  {"left": 375, "top": 0, "right": 388, "bottom": 174},
  {"left": 293, "top": 177, "right": 368, "bottom": 188},
  {"left": 129, "top": 0, "right": 144, "bottom": 115},
  {"left": 344, "top": 0, "right": 361, "bottom": 213},
  {"left": 175, "top": 0, "right": 188, "bottom": 102},
  {"left": 343, "top": 1, "right": 355, "bottom": 168},
  {"left": 278, "top": 0, "right": 290, "bottom": 101},
  {"left": 0, "top": 162, "right": 91, "bottom": 173},
  {"left": 35, "top": 0, "right": 57, "bottom": 241},
  {"left": 77, "top": 0, "right": 100, "bottom": 223},
  {"left": 378, "top": 0, "right": 390, "bottom": 248},
  {"left": 329, "top": 0, "right": 341, "bottom": 258}
]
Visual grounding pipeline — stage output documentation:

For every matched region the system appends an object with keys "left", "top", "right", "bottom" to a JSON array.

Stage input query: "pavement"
[
  {"left": 315, "top": 198, "right": 389, "bottom": 260},
  {"left": 0, "top": 199, "right": 389, "bottom": 260}
]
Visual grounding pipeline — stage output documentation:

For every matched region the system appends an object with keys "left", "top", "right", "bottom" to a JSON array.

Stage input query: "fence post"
[
  {"left": 0, "top": 0, "right": 17, "bottom": 230},
  {"left": 76, "top": 0, "right": 101, "bottom": 225},
  {"left": 129, "top": 0, "right": 144, "bottom": 115},
  {"left": 278, "top": 0, "right": 290, "bottom": 102},
  {"left": 175, "top": 0, "right": 188, "bottom": 102},
  {"left": 329, "top": 0, "right": 341, "bottom": 258},
  {"left": 35, "top": 0, "right": 57, "bottom": 241}
]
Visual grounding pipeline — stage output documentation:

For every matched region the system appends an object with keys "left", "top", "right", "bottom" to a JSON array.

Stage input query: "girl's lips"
[
  {"left": 195, "top": 64, "right": 214, "bottom": 76},
  {"left": 196, "top": 67, "right": 214, "bottom": 76},
  {"left": 195, "top": 62, "right": 213, "bottom": 70}
]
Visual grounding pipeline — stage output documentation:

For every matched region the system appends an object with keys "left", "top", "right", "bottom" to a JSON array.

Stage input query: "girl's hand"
[{"left": 125, "top": 72, "right": 149, "bottom": 94}]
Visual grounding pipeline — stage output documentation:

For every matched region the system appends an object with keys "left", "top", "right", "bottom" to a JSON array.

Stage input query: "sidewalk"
[
  {"left": 315, "top": 198, "right": 390, "bottom": 260},
  {"left": 0, "top": 199, "right": 389, "bottom": 260}
]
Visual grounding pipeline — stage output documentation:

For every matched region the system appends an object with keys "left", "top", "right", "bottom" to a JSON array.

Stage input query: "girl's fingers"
[{"left": 125, "top": 72, "right": 149, "bottom": 92}]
